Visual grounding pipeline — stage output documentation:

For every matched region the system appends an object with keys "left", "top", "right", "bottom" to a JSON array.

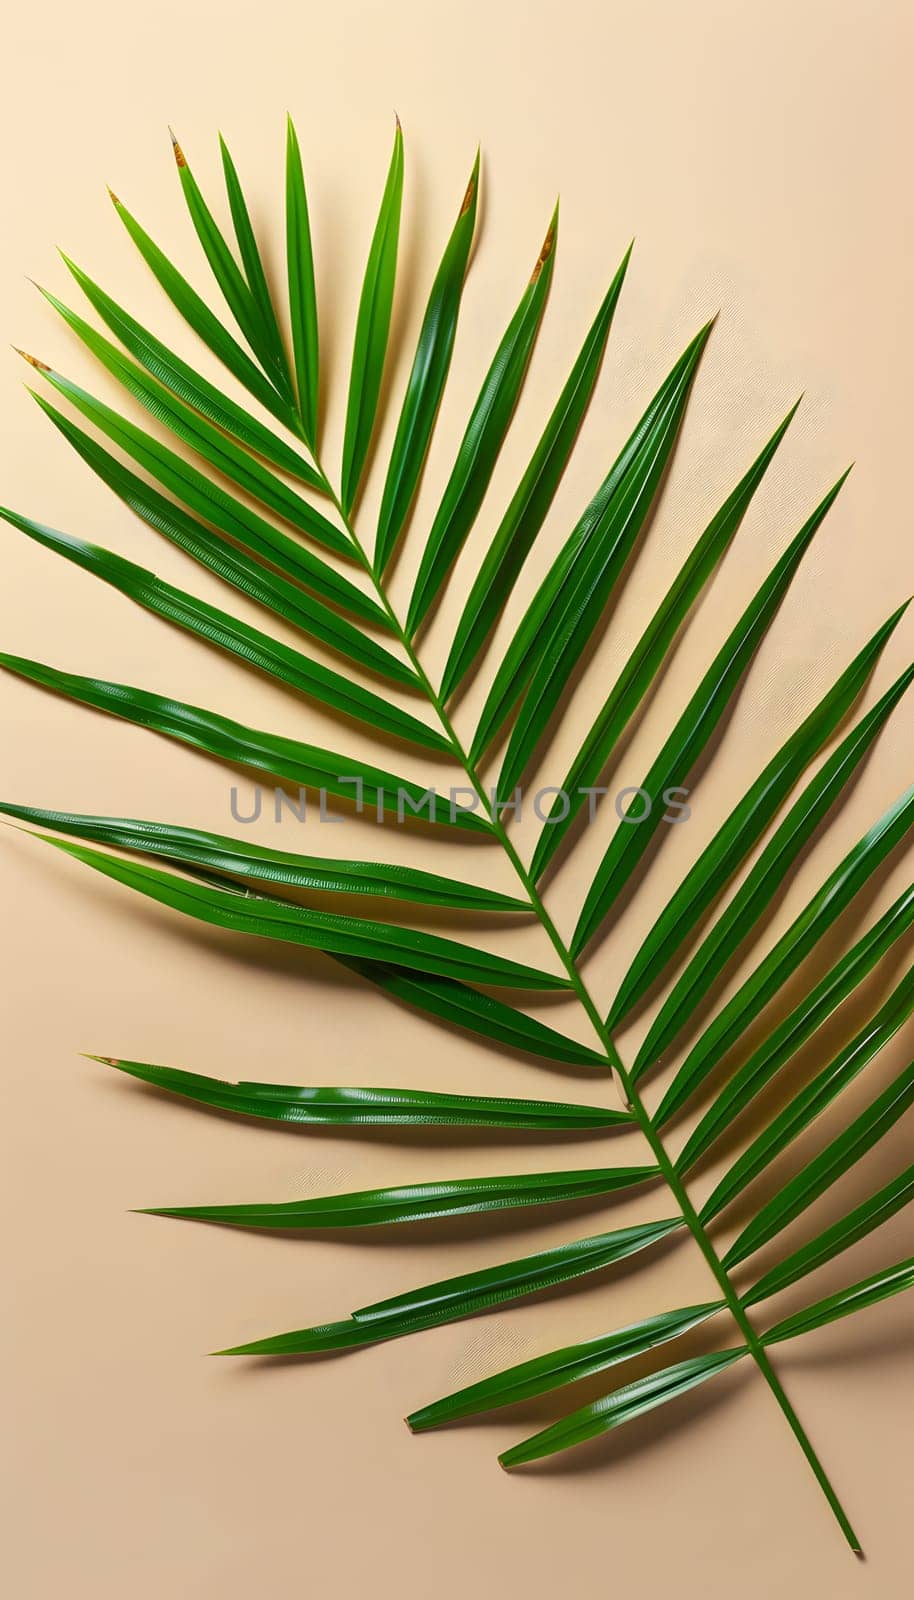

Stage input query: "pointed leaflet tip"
[
  {"left": 106, "top": 185, "right": 121, "bottom": 207},
  {"left": 460, "top": 148, "right": 481, "bottom": 217},
  {"left": 168, "top": 127, "right": 187, "bottom": 168},
  {"left": 13, "top": 348, "right": 50, "bottom": 372},
  {"left": 530, "top": 202, "right": 560, "bottom": 283}
]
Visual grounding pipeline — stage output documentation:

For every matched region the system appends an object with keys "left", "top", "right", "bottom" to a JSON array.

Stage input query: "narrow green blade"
[
  {"left": 60, "top": 254, "right": 321, "bottom": 486},
  {"left": 0, "top": 803, "right": 526, "bottom": 911},
  {"left": 721, "top": 1057, "right": 914, "bottom": 1266},
  {"left": 611, "top": 603, "right": 905, "bottom": 1036},
  {"left": 573, "top": 481, "right": 844, "bottom": 958},
  {"left": 109, "top": 189, "right": 297, "bottom": 429},
  {"left": 32, "top": 834, "right": 567, "bottom": 990},
  {"left": 408, "top": 1300, "right": 721, "bottom": 1430},
  {"left": 762, "top": 1257, "right": 914, "bottom": 1346},
  {"left": 33, "top": 291, "right": 345, "bottom": 553},
  {"left": 219, "top": 1225, "right": 678, "bottom": 1355},
  {"left": 374, "top": 152, "right": 479, "bottom": 574},
  {"left": 285, "top": 117, "right": 320, "bottom": 443},
  {"left": 487, "top": 323, "right": 713, "bottom": 789},
  {"left": 654, "top": 785, "right": 914, "bottom": 1129},
  {"left": 355, "top": 1219, "right": 679, "bottom": 1326},
  {"left": 30, "top": 401, "right": 411, "bottom": 681},
  {"left": 170, "top": 131, "right": 292, "bottom": 402},
  {"left": 142, "top": 1162, "right": 659, "bottom": 1230},
  {"left": 0, "top": 653, "right": 491, "bottom": 832},
  {"left": 499, "top": 1347, "right": 746, "bottom": 1467},
  {"left": 531, "top": 404, "right": 800, "bottom": 881},
  {"left": 338, "top": 957, "right": 609, "bottom": 1068},
  {"left": 94, "top": 1057, "right": 622, "bottom": 1131},
  {"left": 1, "top": 511, "right": 446, "bottom": 750},
  {"left": 406, "top": 205, "right": 557, "bottom": 634},
  {"left": 341, "top": 120, "right": 404, "bottom": 513},
  {"left": 641, "top": 657, "right": 914, "bottom": 1091},
  {"left": 440, "top": 247, "right": 630, "bottom": 704},
  {"left": 219, "top": 132, "right": 294, "bottom": 394},
  {"left": 26, "top": 371, "right": 386, "bottom": 628},
  {"left": 702, "top": 964, "right": 914, "bottom": 1226},
  {"left": 678, "top": 884, "right": 914, "bottom": 1175},
  {"left": 745, "top": 1165, "right": 914, "bottom": 1307}
]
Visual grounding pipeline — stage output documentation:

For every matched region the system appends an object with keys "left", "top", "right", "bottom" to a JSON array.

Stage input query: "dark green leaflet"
[
  {"left": 611, "top": 601, "right": 907, "bottom": 1033},
  {"left": 171, "top": 131, "right": 293, "bottom": 402},
  {"left": 491, "top": 324, "right": 714, "bottom": 794},
  {"left": 341, "top": 122, "right": 404, "bottom": 514},
  {"left": 0, "top": 654, "right": 491, "bottom": 832},
  {"left": 406, "top": 206, "right": 558, "bottom": 635},
  {"left": 36, "top": 288, "right": 345, "bottom": 554},
  {"left": 109, "top": 191, "right": 298, "bottom": 429},
  {"left": 762, "top": 1257, "right": 914, "bottom": 1346},
  {"left": 678, "top": 885, "right": 914, "bottom": 1176},
  {"left": 374, "top": 152, "right": 480, "bottom": 575},
  {"left": 499, "top": 1348, "right": 747, "bottom": 1467},
  {"left": 354, "top": 1219, "right": 680, "bottom": 1325},
  {"left": 720, "top": 1057, "right": 914, "bottom": 1265},
  {"left": 93, "top": 1057, "right": 620, "bottom": 1131},
  {"left": 744, "top": 1166, "right": 914, "bottom": 1308},
  {"left": 470, "top": 321, "right": 713, "bottom": 771},
  {"left": 572, "top": 481, "right": 844, "bottom": 959},
  {"left": 653, "top": 786, "right": 914, "bottom": 1130},
  {"left": 285, "top": 117, "right": 320, "bottom": 443},
  {"left": 407, "top": 1301, "right": 722, "bottom": 1430},
  {"left": 31, "top": 402, "right": 410, "bottom": 680},
  {"left": 27, "top": 376, "right": 386, "bottom": 628},
  {"left": 59, "top": 254, "right": 322, "bottom": 486},
  {"left": 336, "top": 957, "right": 610, "bottom": 1069},
  {"left": 219, "top": 1223, "right": 677, "bottom": 1353},
  {"left": 439, "top": 247, "right": 631, "bottom": 704},
  {"left": 702, "top": 964, "right": 914, "bottom": 1226},
  {"left": 0, "top": 805, "right": 525, "bottom": 911},
  {"left": 35, "top": 836, "right": 566, "bottom": 990},
  {"left": 218, "top": 133, "right": 294, "bottom": 396},
  {"left": 143, "top": 1163, "right": 659, "bottom": 1230},
  {"left": 637, "top": 658, "right": 914, "bottom": 1087},
  {"left": 531, "top": 401, "right": 801, "bottom": 883},
  {"left": 0, "top": 513, "right": 446, "bottom": 751}
]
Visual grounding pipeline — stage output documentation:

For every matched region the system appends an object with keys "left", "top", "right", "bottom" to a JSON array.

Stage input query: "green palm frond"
[{"left": 4, "top": 121, "right": 913, "bottom": 1555}]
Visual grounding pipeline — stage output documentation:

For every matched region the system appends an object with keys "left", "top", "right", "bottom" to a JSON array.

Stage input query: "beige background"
[{"left": 3, "top": 0, "right": 913, "bottom": 1594}]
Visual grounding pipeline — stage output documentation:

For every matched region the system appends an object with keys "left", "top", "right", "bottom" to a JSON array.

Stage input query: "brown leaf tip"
[
  {"left": 531, "top": 223, "right": 557, "bottom": 283},
  {"left": 15, "top": 349, "right": 50, "bottom": 372},
  {"left": 460, "top": 175, "right": 477, "bottom": 217},
  {"left": 107, "top": 186, "right": 121, "bottom": 207},
  {"left": 169, "top": 129, "right": 187, "bottom": 168}
]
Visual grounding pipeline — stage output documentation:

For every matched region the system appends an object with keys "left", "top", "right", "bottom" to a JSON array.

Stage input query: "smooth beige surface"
[{"left": 3, "top": 1, "right": 913, "bottom": 1594}]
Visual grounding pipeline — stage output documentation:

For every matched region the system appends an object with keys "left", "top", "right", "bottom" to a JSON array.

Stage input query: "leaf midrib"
[{"left": 302, "top": 443, "right": 860, "bottom": 1551}]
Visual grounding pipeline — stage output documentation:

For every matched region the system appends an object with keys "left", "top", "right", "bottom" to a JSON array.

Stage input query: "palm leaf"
[
  {"left": 439, "top": 245, "right": 630, "bottom": 702},
  {"left": 340, "top": 120, "right": 404, "bottom": 513},
  {"left": 374, "top": 151, "right": 479, "bottom": 574},
  {"left": 530, "top": 402, "right": 800, "bottom": 880},
  {"left": 5, "top": 127, "right": 913, "bottom": 1549},
  {"left": 405, "top": 203, "right": 557, "bottom": 634},
  {"left": 285, "top": 117, "right": 320, "bottom": 442},
  {"left": 91, "top": 1056, "right": 623, "bottom": 1131},
  {"left": 499, "top": 1348, "right": 747, "bottom": 1467},
  {"left": 472, "top": 323, "right": 712, "bottom": 772},
  {"left": 142, "top": 1162, "right": 659, "bottom": 1230},
  {"left": 571, "top": 479, "right": 846, "bottom": 956}
]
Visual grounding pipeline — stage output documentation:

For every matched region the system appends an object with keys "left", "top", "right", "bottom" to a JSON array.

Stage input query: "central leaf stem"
[{"left": 322, "top": 475, "right": 861, "bottom": 1553}]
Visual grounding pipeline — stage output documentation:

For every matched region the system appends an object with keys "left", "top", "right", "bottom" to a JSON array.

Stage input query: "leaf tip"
[
  {"left": 168, "top": 127, "right": 187, "bottom": 168},
  {"left": 106, "top": 185, "right": 122, "bottom": 208},
  {"left": 13, "top": 348, "right": 50, "bottom": 373},
  {"left": 531, "top": 205, "right": 559, "bottom": 282}
]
